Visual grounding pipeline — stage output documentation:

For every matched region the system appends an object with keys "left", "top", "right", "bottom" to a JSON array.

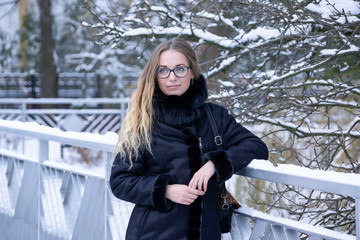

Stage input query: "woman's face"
[{"left": 156, "top": 50, "right": 194, "bottom": 96}]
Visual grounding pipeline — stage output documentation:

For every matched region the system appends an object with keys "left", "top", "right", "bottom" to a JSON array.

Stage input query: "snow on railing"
[
  {"left": 0, "top": 119, "right": 359, "bottom": 240},
  {"left": 0, "top": 98, "right": 129, "bottom": 134}
]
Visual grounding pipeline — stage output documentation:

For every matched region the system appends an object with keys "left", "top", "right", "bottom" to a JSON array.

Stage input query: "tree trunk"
[
  {"left": 38, "top": 0, "right": 58, "bottom": 98},
  {"left": 18, "top": 0, "right": 28, "bottom": 72}
]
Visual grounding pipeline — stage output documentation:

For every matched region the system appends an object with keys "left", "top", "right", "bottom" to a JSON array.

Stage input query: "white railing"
[
  {"left": 233, "top": 162, "right": 359, "bottom": 240},
  {"left": 0, "top": 119, "right": 359, "bottom": 240},
  {"left": 0, "top": 98, "right": 129, "bottom": 134},
  {"left": 0, "top": 119, "right": 132, "bottom": 240}
]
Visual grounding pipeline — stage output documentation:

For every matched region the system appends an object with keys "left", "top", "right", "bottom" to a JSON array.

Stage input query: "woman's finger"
[
  {"left": 188, "top": 187, "right": 205, "bottom": 196},
  {"left": 197, "top": 178, "right": 203, "bottom": 191},
  {"left": 189, "top": 177, "right": 197, "bottom": 189},
  {"left": 203, "top": 178, "right": 209, "bottom": 192}
]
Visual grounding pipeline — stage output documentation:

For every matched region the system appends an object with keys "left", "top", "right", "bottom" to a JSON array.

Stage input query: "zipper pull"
[{"left": 198, "top": 137, "right": 203, "bottom": 155}]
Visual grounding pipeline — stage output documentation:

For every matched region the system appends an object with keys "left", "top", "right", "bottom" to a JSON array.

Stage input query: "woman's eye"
[
  {"left": 176, "top": 66, "right": 185, "bottom": 72},
  {"left": 158, "top": 68, "right": 168, "bottom": 73}
]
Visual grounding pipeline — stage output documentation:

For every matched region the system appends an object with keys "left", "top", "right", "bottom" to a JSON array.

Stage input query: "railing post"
[
  {"left": 120, "top": 100, "right": 127, "bottom": 124},
  {"left": 19, "top": 101, "right": 27, "bottom": 154},
  {"left": 39, "top": 140, "right": 48, "bottom": 164},
  {"left": 356, "top": 197, "right": 360, "bottom": 240},
  {"left": 38, "top": 140, "right": 49, "bottom": 240},
  {"left": 105, "top": 151, "right": 112, "bottom": 240},
  {"left": 21, "top": 101, "right": 26, "bottom": 122}
]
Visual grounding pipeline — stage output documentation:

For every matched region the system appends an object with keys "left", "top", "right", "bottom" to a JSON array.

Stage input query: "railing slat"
[
  {"left": 285, "top": 229, "right": 300, "bottom": 240},
  {"left": 0, "top": 156, "right": 12, "bottom": 215},
  {"left": 250, "top": 219, "right": 269, "bottom": 240},
  {"left": 263, "top": 224, "right": 273, "bottom": 240},
  {"left": 356, "top": 198, "right": 360, "bottom": 240},
  {"left": 231, "top": 214, "right": 251, "bottom": 239},
  {"left": 271, "top": 225, "right": 288, "bottom": 240},
  {"left": 72, "top": 178, "right": 105, "bottom": 240},
  {"left": 14, "top": 161, "right": 38, "bottom": 224}
]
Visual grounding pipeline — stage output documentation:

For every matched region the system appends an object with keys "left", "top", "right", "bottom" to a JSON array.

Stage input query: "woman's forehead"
[{"left": 158, "top": 50, "right": 189, "bottom": 67}]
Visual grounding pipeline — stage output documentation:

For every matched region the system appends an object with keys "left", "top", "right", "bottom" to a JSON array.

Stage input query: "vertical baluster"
[
  {"left": 105, "top": 151, "right": 113, "bottom": 240},
  {"left": 285, "top": 229, "right": 299, "bottom": 239},
  {"left": 356, "top": 197, "right": 359, "bottom": 240},
  {"left": 271, "top": 225, "right": 287, "bottom": 239},
  {"left": 250, "top": 219, "right": 269, "bottom": 240},
  {"left": 39, "top": 140, "right": 49, "bottom": 240}
]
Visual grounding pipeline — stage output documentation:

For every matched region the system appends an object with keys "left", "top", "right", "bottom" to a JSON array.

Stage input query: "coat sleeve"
[
  {"left": 109, "top": 152, "right": 173, "bottom": 211},
  {"left": 202, "top": 103, "right": 269, "bottom": 183}
]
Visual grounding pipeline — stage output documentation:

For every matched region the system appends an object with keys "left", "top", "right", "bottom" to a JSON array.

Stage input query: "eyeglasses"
[{"left": 156, "top": 65, "right": 191, "bottom": 79}]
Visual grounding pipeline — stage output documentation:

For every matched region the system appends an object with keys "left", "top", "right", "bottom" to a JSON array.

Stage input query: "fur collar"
[{"left": 153, "top": 75, "right": 208, "bottom": 126}]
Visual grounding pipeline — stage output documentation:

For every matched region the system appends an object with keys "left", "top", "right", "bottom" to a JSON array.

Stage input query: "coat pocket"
[
  {"left": 126, "top": 206, "right": 151, "bottom": 239},
  {"left": 133, "top": 207, "right": 162, "bottom": 239},
  {"left": 136, "top": 207, "right": 151, "bottom": 239}
]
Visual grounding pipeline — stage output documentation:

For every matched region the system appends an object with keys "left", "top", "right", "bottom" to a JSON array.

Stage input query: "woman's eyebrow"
[{"left": 158, "top": 63, "right": 187, "bottom": 68}]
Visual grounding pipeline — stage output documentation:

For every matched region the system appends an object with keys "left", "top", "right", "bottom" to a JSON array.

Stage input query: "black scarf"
[{"left": 153, "top": 75, "right": 208, "bottom": 126}]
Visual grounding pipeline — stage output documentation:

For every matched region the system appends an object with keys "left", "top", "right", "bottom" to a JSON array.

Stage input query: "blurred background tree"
[
  {"left": 38, "top": 0, "right": 58, "bottom": 97},
  {"left": 0, "top": 0, "right": 135, "bottom": 98}
]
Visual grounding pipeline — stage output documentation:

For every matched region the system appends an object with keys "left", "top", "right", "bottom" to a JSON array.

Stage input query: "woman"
[{"left": 110, "top": 38, "right": 268, "bottom": 240}]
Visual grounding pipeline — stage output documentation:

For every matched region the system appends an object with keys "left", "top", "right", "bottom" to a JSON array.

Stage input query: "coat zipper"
[{"left": 198, "top": 136, "right": 204, "bottom": 240}]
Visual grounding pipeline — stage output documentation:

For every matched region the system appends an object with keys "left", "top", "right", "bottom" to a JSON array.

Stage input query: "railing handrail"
[
  {"left": 0, "top": 119, "right": 116, "bottom": 152},
  {"left": 238, "top": 160, "right": 360, "bottom": 199}
]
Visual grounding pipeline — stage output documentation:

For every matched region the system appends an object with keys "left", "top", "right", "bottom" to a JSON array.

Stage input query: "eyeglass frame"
[{"left": 155, "top": 65, "right": 191, "bottom": 79}]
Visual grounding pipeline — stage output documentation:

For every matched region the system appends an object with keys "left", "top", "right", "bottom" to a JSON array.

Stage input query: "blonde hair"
[{"left": 113, "top": 38, "right": 201, "bottom": 167}]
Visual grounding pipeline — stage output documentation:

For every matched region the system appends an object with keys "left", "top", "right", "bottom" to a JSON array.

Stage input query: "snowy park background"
[{"left": 0, "top": 0, "right": 360, "bottom": 238}]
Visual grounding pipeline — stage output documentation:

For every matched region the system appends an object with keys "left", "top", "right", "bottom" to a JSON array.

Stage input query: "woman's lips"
[{"left": 167, "top": 85, "right": 180, "bottom": 89}]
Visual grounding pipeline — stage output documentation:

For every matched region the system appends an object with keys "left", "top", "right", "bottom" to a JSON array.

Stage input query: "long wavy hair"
[{"left": 113, "top": 38, "right": 201, "bottom": 166}]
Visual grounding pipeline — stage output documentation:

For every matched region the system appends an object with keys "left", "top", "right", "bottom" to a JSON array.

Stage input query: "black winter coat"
[{"left": 110, "top": 75, "right": 268, "bottom": 240}]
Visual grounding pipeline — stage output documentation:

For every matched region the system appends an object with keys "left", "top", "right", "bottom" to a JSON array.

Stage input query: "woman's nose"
[{"left": 168, "top": 71, "right": 177, "bottom": 81}]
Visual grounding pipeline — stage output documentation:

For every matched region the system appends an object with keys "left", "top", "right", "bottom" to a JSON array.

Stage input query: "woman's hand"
[
  {"left": 166, "top": 184, "right": 205, "bottom": 205},
  {"left": 188, "top": 160, "right": 215, "bottom": 192}
]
